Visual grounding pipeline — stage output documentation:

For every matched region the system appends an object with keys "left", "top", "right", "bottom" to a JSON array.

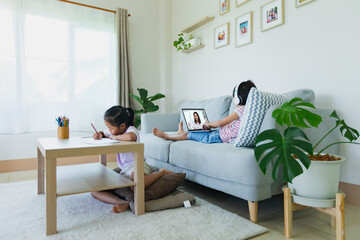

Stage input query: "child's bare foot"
[
  {"left": 153, "top": 128, "right": 168, "bottom": 139},
  {"left": 112, "top": 200, "right": 130, "bottom": 213},
  {"left": 159, "top": 168, "right": 174, "bottom": 175},
  {"left": 177, "top": 121, "right": 185, "bottom": 135}
]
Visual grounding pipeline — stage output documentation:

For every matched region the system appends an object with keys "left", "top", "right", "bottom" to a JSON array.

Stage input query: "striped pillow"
[{"left": 233, "top": 88, "right": 291, "bottom": 147}]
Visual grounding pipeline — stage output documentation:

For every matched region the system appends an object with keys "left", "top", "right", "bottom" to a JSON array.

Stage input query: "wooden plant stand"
[{"left": 284, "top": 187, "right": 345, "bottom": 240}]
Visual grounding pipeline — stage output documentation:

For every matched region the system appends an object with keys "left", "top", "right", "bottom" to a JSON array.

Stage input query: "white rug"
[{"left": 0, "top": 181, "right": 267, "bottom": 240}]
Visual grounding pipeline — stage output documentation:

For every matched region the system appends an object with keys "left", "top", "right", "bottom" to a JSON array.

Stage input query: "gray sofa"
[{"left": 140, "top": 89, "right": 338, "bottom": 222}]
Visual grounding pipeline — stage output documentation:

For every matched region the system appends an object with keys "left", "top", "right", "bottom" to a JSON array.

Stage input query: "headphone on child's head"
[{"left": 232, "top": 84, "right": 243, "bottom": 105}]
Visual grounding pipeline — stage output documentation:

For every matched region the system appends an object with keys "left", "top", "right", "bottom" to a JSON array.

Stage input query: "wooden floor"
[{"left": 1, "top": 162, "right": 359, "bottom": 240}]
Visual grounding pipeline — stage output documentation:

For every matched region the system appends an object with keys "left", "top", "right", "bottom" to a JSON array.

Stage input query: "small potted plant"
[
  {"left": 129, "top": 88, "right": 165, "bottom": 128},
  {"left": 173, "top": 33, "right": 201, "bottom": 52},
  {"left": 254, "top": 98, "right": 359, "bottom": 199}
]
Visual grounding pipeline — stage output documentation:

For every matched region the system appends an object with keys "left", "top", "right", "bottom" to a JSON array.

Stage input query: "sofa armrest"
[
  {"left": 259, "top": 106, "right": 339, "bottom": 155},
  {"left": 141, "top": 113, "right": 180, "bottom": 134}
]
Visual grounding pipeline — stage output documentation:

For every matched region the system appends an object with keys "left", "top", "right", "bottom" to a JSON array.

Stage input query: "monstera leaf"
[
  {"left": 330, "top": 110, "right": 359, "bottom": 142},
  {"left": 313, "top": 110, "right": 360, "bottom": 154},
  {"left": 255, "top": 127, "right": 313, "bottom": 183},
  {"left": 272, "top": 98, "right": 322, "bottom": 128}
]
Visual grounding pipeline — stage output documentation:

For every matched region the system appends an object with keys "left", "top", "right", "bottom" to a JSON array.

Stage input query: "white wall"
[{"left": 170, "top": 0, "right": 360, "bottom": 185}]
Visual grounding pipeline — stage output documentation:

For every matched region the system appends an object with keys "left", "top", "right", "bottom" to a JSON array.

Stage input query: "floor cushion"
[
  {"left": 129, "top": 190, "right": 195, "bottom": 212},
  {"left": 113, "top": 173, "right": 190, "bottom": 212}
]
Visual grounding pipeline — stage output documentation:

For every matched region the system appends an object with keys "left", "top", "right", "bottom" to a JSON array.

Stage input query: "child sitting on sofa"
[{"left": 153, "top": 80, "right": 256, "bottom": 144}]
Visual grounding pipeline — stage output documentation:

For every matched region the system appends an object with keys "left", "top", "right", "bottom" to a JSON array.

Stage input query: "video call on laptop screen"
[{"left": 182, "top": 109, "right": 209, "bottom": 131}]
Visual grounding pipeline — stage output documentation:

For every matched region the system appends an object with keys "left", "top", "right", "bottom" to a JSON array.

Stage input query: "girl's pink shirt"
[
  {"left": 103, "top": 126, "right": 140, "bottom": 169},
  {"left": 219, "top": 106, "right": 245, "bottom": 143}
]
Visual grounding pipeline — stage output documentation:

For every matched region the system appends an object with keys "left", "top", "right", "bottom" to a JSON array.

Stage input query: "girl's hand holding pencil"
[
  {"left": 93, "top": 132, "right": 104, "bottom": 140},
  {"left": 91, "top": 122, "right": 104, "bottom": 140}
]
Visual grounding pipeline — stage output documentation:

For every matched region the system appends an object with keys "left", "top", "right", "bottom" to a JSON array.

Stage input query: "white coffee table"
[{"left": 37, "top": 137, "right": 145, "bottom": 235}]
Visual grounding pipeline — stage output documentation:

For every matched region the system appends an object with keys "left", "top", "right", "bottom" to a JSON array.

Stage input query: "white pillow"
[{"left": 233, "top": 88, "right": 291, "bottom": 147}]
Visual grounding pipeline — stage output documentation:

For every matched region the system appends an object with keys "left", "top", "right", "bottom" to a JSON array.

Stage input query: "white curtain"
[{"left": 0, "top": 0, "right": 117, "bottom": 134}]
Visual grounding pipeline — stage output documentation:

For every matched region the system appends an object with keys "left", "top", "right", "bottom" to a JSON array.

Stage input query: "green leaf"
[
  {"left": 149, "top": 93, "right": 165, "bottom": 101},
  {"left": 134, "top": 115, "right": 141, "bottom": 128},
  {"left": 144, "top": 101, "right": 159, "bottom": 113},
  {"left": 254, "top": 127, "right": 313, "bottom": 183},
  {"left": 134, "top": 109, "right": 144, "bottom": 114},
  {"left": 137, "top": 88, "right": 148, "bottom": 101},
  {"left": 339, "top": 120, "right": 359, "bottom": 142},
  {"left": 330, "top": 110, "right": 340, "bottom": 120},
  {"left": 128, "top": 93, "right": 143, "bottom": 105},
  {"left": 330, "top": 110, "right": 359, "bottom": 142},
  {"left": 272, "top": 98, "right": 322, "bottom": 128}
]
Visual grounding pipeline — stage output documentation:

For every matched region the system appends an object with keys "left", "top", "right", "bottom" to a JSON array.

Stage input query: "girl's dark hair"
[
  {"left": 238, "top": 80, "right": 257, "bottom": 105},
  {"left": 193, "top": 112, "right": 201, "bottom": 124},
  {"left": 104, "top": 106, "right": 135, "bottom": 127}
]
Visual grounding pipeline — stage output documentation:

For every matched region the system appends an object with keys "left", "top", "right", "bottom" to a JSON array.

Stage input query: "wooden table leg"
[
  {"left": 133, "top": 151, "right": 145, "bottom": 215},
  {"left": 331, "top": 216, "right": 336, "bottom": 228},
  {"left": 284, "top": 187, "right": 293, "bottom": 238},
  {"left": 99, "top": 154, "right": 107, "bottom": 166},
  {"left": 37, "top": 147, "right": 45, "bottom": 194},
  {"left": 336, "top": 193, "right": 345, "bottom": 240},
  {"left": 46, "top": 158, "right": 57, "bottom": 235}
]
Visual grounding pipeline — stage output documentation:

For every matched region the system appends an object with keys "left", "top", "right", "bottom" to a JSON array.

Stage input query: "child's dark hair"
[
  {"left": 104, "top": 106, "right": 134, "bottom": 127},
  {"left": 234, "top": 80, "right": 257, "bottom": 105}
]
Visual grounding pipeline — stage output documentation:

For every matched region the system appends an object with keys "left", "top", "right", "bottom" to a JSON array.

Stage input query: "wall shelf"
[
  {"left": 181, "top": 44, "right": 205, "bottom": 53},
  {"left": 181, "top": 16, "right": 214, "bottom": 33}
]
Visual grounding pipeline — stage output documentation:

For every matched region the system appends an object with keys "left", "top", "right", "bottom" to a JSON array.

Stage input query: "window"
[{"left": 0, "top": 0, "right": 117, "bottom": 134}]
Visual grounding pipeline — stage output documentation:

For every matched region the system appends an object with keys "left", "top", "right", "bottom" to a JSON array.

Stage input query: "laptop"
[{"left": 181, "top": 108, "right": 214, "bottom": 132}]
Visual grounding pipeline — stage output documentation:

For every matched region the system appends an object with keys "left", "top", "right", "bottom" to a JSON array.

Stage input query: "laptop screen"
[{"left": 182, "top": 108, "right": 209, "bottom": 131}]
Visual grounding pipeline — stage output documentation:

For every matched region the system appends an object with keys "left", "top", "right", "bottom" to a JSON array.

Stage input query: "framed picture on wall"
[
  {"left": 219, "top": 0, "right": 230, "bottom": 16},
  {"left": 235, "top": 12, "right": 252, "bottom": 47},
  {"left": 295, "top": 0, "right": 316, "bottom": 8},
  {"left": 236, "top": 0, "right": 250, "bottom": 8},
  {"left": 214, "top": 23, "right": 230, "bottom": 49},
  {"left": 261, "top": 0, "right": 284, "bottom": 32}
]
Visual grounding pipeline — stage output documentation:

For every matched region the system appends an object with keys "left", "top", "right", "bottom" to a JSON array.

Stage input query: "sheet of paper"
[{"left": 82, "top": 138, "right": 121, "bottom": 145}]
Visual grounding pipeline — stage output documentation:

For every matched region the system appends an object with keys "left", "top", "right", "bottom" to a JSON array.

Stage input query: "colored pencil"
[{"left": 90, "top": 122, "right": 99, "bottom": 134}]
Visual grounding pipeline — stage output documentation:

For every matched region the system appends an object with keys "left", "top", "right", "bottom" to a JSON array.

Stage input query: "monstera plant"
[
  {"left": 129, "top": 88, "right": 165, "bottom": 128},
  {"left": 254, "top": 98, "right": 359, "bottom": 184}
]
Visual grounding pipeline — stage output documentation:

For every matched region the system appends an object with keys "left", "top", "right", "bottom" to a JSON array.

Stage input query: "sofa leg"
[{"left": 248, "top": 201, "right": 258, "bottom": 223}]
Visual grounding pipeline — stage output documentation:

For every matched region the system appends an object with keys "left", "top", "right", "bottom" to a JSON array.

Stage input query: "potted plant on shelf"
[
  {"left": 129, "top": 88, "right": 165, "bottom": 128},
  {"left": 173, "top": 33, "right": 201, "bottom": 52},
  {"left": 254, "top": 98, "right": 359, "bottom": 199}
]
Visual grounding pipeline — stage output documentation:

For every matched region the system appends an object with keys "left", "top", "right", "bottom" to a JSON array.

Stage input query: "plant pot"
[
  {"left": 185, "top": 38, "right": 201, "bottom": 48},
  {"left": 288, "top": 154, "right": 345, "bottom": 199}
]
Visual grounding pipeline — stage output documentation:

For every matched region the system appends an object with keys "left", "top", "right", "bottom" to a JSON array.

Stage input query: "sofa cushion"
[
  {"left": 128, "top": 190, "right": 196, "bottom": 213},
  {"left": 144, "top": 190, "right": 195, "bottom": 212},
  {"left": 169, "top": 141, "right": 271, "bottom": 186},
  {"left": 114, "top": 173, "right": 186, "bottom": 201},
  {"left": 180, "top": 95, "right": 232, "bottom": 131},
  {"left": 233, "top": 88, "right": 291, "bottom": 147},
  {"left": 228, "top": 89, "right": 314, "bottom": 114},
  {"left": 145, "top": 173, "right": 186, "bottom": 200},
  {"left": 141, "top": 133, "right": 175, "bottom": 163},
  {"left": 282, "top": 89, "right": 315, "bottom": 104}
]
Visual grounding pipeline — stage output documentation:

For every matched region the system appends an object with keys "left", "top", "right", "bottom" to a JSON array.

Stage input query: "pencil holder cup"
[{"left": 58, "top": 127, "right": 69, "bottom": 139}]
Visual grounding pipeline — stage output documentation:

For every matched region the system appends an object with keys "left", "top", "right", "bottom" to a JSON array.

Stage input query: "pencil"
[{"left": 90, "top": 122, "right": 99, "bottom": 134}]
